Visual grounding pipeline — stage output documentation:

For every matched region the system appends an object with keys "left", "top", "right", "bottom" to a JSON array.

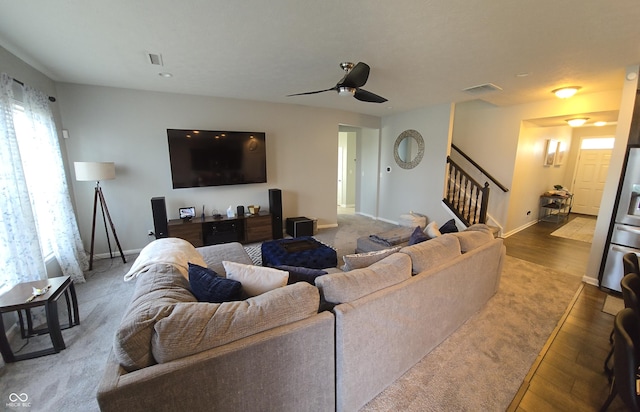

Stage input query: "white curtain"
[{"left": 0, "top": 73, "right": 87, "bottom": 291}]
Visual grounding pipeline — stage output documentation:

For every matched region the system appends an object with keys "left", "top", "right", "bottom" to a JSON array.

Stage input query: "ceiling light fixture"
[
  {"left": 338, "top": 87, "right": 356, "bottom": 97},
  {"left": 566, "top": 118, "right": 589, "bottom": 127},
  {"left": 594, "top": 121, "right": 607, "bottom": 127},
  {"left": 552, "top": 86, "right": 581, "bottom": 99},
  {"left": 158, "top": 72, "right": 173, "bottom": 78}
]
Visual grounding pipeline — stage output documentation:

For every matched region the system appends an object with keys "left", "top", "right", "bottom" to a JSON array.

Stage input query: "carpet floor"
[
  {"left": 361, "top": 256, "right": 582, "bottom": 411},
  {"left": 0, "top": 214, "right": 582, "bottom": 411}
]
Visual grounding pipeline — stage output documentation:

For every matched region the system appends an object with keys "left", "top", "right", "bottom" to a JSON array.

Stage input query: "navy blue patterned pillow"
[
  {"left": 408, "top": 226, "right": 429, "bottom": 245},
  {"left": 188, "top": 263, "right": 242, "bottom": 303},
  {"left": 439, "top": 219, "right": 459, "bottom": 234},
  {"left": 275, "top": 265, "right": 328, "bottom": 285}
]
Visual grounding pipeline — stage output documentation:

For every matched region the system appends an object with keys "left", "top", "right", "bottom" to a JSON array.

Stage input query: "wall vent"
[
  {"left": 148, "top": 53, "right": 164, "bottom": 66},
  {"left": 462, "top": 83, "right": 502, "bottom": 94}
]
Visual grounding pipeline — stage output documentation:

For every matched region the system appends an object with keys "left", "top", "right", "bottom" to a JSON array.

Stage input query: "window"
[{"left": 11, "top": 102, "right": 54, "bottom": 258}]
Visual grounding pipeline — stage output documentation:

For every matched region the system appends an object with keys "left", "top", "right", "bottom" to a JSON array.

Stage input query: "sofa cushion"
[
  {"left": 342, "top": 246, "right": 402, "bottom": 271},
  {"left": 439, "top": 219, "right": 459, "bottom": 234},
  {"left": 223, "top": 261, "right": 289, "bottom": 297},
  {"left": 315, "top": 253, "right": 411, "bottom": 304},
  {"left": 274, "top": 265, "right": 328, "bottom": 285},
  {"left": 368, "top": 226, "right": 414, "bottom": 247},
  {"left": 197, "top": 242, "right": 253, "bottom": 277},
  {"left": 114, "top": 263, "right": 197, "bottom": 371},
  {"left": 400, "top": 234, "right": 462, "bottom": 274},
  {"left": 408, "top": 226, "right": 429, "bottom": 245},
  {"left": 151, "top": 282, "right": 320, "bottom": 363},
  {"left": 450, "top": 227, "right": 493, "bottom": 252},
  {"left": 425, "top": 221, "right": 441, "bottom": 238},
  {"left": 188, "top": 263, "right": 242, "bottom": 303}
]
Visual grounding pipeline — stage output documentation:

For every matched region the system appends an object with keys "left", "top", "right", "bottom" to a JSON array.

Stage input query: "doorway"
[
  {"left": 571, "top": 137, "right": 614, "bottom": 216},
  {"left": 337, "top": 125, "right": 381, "bottom": 217}
]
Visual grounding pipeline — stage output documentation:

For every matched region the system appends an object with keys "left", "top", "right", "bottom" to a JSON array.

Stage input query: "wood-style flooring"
[{"left": 504, "top": 214, "right": 626, "bottom": 411}]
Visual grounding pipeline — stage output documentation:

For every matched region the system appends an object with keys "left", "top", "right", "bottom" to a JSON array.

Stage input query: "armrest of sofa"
[{"left": 97, "top": 312, "right": 335, "bottom": 412}]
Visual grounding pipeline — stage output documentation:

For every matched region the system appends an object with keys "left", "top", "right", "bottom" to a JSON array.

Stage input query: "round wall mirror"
[{"left": 393, "top": 129, "right": 425, "bottom": 169}]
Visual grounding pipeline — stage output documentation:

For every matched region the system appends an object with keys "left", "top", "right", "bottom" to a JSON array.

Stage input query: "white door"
[{"left": 572, "top": 148, "right": 611, "bottom": 215}]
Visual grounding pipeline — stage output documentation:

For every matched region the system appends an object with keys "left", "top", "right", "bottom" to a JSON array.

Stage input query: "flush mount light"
[
  {"left": 566, "top": 118, "right": 589, "bottom": 127},
  {"left": 594, "top": 121, "right": 607, "bottom": 127},
  {"left": 552, "top": 86, "right": 581, "bottom": 99},
  {"left": 158, "top": 72, "right": 173, "bottom": 78}
]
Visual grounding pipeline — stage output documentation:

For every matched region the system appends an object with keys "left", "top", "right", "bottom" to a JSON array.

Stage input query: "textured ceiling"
[{"left": 0, "top": 0, "right": 639, "bottom": 118}]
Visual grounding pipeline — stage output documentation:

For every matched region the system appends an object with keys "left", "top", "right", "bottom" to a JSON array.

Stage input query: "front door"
[{"left": 572, "top": 148, "right": 612, "bottom": 215}]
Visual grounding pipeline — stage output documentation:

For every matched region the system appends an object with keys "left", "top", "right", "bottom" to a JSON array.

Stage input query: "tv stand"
[{"left": 167, "top": 212, "right": 272, "bottom": 247}]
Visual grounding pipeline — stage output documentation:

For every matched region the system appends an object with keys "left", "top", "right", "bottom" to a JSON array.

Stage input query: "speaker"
[
  {"left": 237, "top": 205, "right": 245, "bottom": 217},
  {"left": 269, "top": 188, "right": 283, "bottom": 239},
  {"left": 151, "top": 197, "right": 168, "bottom": 239}
]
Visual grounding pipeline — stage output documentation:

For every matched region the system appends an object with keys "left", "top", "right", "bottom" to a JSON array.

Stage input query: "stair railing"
[{"left": 444, "top": 156, "right": 490, "bottom": 225}]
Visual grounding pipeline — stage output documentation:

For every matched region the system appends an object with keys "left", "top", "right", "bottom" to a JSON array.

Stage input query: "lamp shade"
[{"left": 74, "top": 162, "right": 116, "bottom": 181}]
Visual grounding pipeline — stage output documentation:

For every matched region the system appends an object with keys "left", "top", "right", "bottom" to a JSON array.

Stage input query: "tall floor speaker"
[
  {"left": 269, "top": 189, "right": 283, "bottom": 239},
  {"left": 151, "top": 196, "right": 169, "bottom": 239}
]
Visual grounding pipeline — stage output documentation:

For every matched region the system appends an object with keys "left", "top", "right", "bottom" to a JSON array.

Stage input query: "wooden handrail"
[
  {"left": 451, "top": 143, "right": 509, "bottom": 193},
  {"left": 444, "top": 157, "right": 490, "bottom": 225}
]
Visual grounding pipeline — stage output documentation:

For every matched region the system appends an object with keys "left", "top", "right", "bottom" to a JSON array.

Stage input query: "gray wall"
[
  {"left": 379, "top": 104, "right": 454, "bottom": 225},
  {"left": 55, "top": 83, "right": 380, "bottom": 255}
]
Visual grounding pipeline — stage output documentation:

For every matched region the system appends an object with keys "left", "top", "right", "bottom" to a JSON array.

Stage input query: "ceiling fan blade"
[
  {"left": 287, "top": 87, "right": 336, "bottom": 97},
  {"left": 339, "top": 62, "right": 370, "bottom": 88},
  {"left": 354, "top": 88, "right": 388, "bottom": 103}
]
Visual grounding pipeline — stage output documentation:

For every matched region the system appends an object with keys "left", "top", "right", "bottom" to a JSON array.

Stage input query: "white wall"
[
  {"left": 453, "top": 88, "right": 625, "bottom": 234},
  {"left": 356, "top": 127, "right": 380, "bottom": 218},
  {"left": 379, "top": 104, "right": 454, "bottom": 224},
  {"left": 507, "top": 124, "right": 573, "bottom": 232},
  {"left": 55, "top": 83, "right": 380, "bottom": 255},
  {"left": 586, "top": 66, "right": 639, "bottom": 285}
]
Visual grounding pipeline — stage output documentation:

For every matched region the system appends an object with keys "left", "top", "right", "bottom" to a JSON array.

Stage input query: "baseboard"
[{"left": 502, "top": 220, "right": 538, "bottom": 238}]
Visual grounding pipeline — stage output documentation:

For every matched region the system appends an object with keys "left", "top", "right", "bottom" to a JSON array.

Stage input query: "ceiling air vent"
[
  {"left": 462, "top": 83, "right": 502, "bottom": 95},
  {"left": 148, "top": 53, "right": 164, "bottom": 66}
]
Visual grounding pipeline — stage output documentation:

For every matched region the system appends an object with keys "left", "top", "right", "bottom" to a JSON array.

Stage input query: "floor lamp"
[{"left": 74, "top": 162, "right": 126, "bottom": 270}]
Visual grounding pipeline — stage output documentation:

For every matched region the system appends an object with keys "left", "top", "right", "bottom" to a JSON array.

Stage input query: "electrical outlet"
[{"left": 147, "top": 230, "right": 154, "bottom": 236}]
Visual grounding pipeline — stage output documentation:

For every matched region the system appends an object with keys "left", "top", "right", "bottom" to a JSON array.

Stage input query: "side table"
[{"left": 0, "top": 276, "right": 79, "bottom": 363}]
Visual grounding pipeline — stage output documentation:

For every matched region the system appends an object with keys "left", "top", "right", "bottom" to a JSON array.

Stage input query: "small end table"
[{"left": 0, "top": 276, "right": 79, "bottom": 363}]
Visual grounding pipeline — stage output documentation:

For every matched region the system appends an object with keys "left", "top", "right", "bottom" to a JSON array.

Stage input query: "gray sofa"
[
  {"left": 97, "top": 225, "right": 504, "bottom": 412},
  {"left": 97, "top": 242, "right": 336, "bottom": 412},
  {"left": 316, "top": 225, "right": 505, "bottom": 411}
]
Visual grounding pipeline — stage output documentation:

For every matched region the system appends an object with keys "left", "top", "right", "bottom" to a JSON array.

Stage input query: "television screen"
[{"left": 167, "top": 129, "right": 267, "bottom": 189}]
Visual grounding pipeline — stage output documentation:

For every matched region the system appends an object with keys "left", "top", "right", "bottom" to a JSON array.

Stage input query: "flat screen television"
[{"left": 167, "top": 129, "right": 267, "bottom": 189}]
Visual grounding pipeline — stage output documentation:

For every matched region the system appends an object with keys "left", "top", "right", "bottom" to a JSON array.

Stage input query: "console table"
[
  {"left": 168, "top": 212, "right": 272, "bottom": 247},
  {"left": 539, "top": 193, "right": 573, "bottom": 223}
]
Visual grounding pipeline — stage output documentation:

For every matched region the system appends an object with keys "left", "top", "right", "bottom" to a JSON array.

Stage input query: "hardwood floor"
[{"left": 504, "top": 214, "right": 626, "bottom": 411}]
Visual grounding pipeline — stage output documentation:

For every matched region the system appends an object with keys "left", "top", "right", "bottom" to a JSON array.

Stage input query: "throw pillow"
[
  {"left": 408, "top": 226, "right": 429, "bottom": 245},
  {"left": 439, "top": 219, "right": 459, "bottom": 234},
  {"left": 188, "top": 263, "right": 242, "bottom": 303},
  {"left": 425, "top": 221, "right": 441, "bottom": 238},
  {"left": 274, "top": 265, "right": 328, "bottom": 285},
  {"left": 223, "top": 261, "right": 289, "bottom": 297},
  {"left": 342, "top": 246, "right": 401, "bottom": 271}
]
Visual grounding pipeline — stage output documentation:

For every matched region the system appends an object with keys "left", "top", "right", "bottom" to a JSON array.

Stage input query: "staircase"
[{"left": 443, "top": 144, "right": 509, "bottom": 236}]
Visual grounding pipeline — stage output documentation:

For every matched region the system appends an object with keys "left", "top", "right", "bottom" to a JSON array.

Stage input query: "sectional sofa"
[{"left": 97, "top": 225, "right": 505, "bottom": 412}]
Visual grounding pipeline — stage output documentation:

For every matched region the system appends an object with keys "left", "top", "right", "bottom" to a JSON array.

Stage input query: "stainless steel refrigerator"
[{"left": 600, "top": 146, "right": 640, "bottom": 291}]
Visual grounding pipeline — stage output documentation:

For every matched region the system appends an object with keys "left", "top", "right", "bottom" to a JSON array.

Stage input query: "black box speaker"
[
  {"left": 286, "top": 217, "right": 314, "bottom": 238},
  {"left": 151, "top": 197, "right": 168, "bottom": 239},
  {"left": 269, "top": 188, "right": 283, "bottom": 239}
]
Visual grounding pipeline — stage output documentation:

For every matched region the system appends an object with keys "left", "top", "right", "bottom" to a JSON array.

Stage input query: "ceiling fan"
[{"left": 287, "top": 62, "right": 388, "bottom": 103}]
